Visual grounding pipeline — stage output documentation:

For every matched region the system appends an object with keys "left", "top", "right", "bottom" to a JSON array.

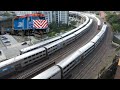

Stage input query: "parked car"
[
  {"left": 5, "top": 43, "right": 11, "bottom": 46},
  {"left": 1, "top": 36, "right": 7, "bottom": 40},
  {"left": 3, "top": 40, "right": 10, "bottom": 43},
  {"left": 21, "top": 42, "right": 27, "bottom": 45},
  {"left": 1, "top": 38, "right": 8, "bottom": 40}
]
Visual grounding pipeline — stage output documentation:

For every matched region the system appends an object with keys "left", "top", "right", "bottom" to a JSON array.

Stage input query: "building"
[
  {"left": 13, "top": 11, "right": 32, "bottom": 16},
  {"left": 0, "top": 17, "right": 13, "bottom": 34},
  {"left": 53, "top": 11, "right": 69, "bottom": 25},
  {"left": 38, "top": 11, "right": 53, "bottom": 24},
  {"left": 34, "top": 11, "right": 69, "bottom": 25}
]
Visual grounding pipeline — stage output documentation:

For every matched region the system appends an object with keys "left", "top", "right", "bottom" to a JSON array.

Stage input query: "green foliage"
[
  {"left": 48, "top": 21, "right": 75, "bottom": 37},
  {"left": 61, "top": 30, "right": 65, "bottom": 33},
  {"left": 106, "top": 12, "right": 120, "bottom": 32},
  {"left": 48, "top": 31, "right": 56, "bottom": 37},
  {"left": 70, "top": 21, "right": 76, "bottom": 26},
  {"left": 112, "top": 23, "right": 120, "bottom": 32},
  {"left": 3, "top": 12, "right": 11, "bottom": 16}
]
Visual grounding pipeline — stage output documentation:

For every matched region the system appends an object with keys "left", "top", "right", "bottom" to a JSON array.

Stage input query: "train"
[
  {"left": 70, "top": 11, "right": 101, "bottom": 30},
  {"left": 0, "top": 18, "right": 93, "bottom": 78},
  {"left": 14, "top": 13, "right": 48, "bottom": 30},
  {"left": 20, "top": 11, "right": 90, "bottom": 55},
  {"left": 32, "top": 24, "right": 108, "bottom": 79},
  {"left": 20, "top": 11, "right": 101, "bottom": 55}
]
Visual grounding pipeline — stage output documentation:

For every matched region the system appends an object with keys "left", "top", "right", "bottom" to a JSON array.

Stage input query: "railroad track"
[
  {"left": 10, "top": 59, "right": 55, "bottom": 79},
  {"left": 50, "top": 20, "right": 98, "bottom": 63},
  {"left": 72, "top": 26, "right": 112, "bottom": 79},
  {"left": 81, "top": 25, "right": 113, "bottom": 79},
  {"left": 9, "top": 20, "right": 98, "bottom": 79},
  {"left": 76, "top": 40, "right": 107, "bottom": 79}
]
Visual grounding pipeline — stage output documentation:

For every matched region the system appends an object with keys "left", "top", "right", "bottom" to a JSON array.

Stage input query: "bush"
[
  {"left": 70, "top": 21, "right": 76, "bottom": 26},
  {"left": 106, "top": 12, "right": 120, "bottom": 32},
  {"left": 112, "top": 23, "right": 120, "bottom": 32}
]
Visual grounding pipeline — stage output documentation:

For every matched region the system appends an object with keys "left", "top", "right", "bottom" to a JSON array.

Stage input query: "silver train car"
[
  {"left": 20, "top": 36, "right": 62, "bottom": 54},
  {"left": 78, "top": 11, "right": 101, "bottom": 30},
  {"left": 20, "top": 12, "right": 90, "bottom": 55},
  {"left": 0, "top": 47, "right": 46, "bottom": 78},
  {"left": 32, "top": 24, "right": 107, "bottom": 79},
  {"left": 74, "top": 19, "right": 93, "bottom": 39},
  {"left": 0, "top": 17, "right": 93, "bottom": 78},
  {"left": 32, "top": 66, "right": 61, "bottom": 79}
]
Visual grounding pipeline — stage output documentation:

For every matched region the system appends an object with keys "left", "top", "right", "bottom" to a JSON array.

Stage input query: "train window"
[
  {"left": 40, "top": 55, "right": 42, "bottom": 57},
  {"left": 36, "top": 53, "right": 39, "bottom": 55},
  {"left": 32, "top": 55, "right": 35, "bottom": 57},
  {"left": 37, "top": 53, "right": 40, "bottom": 55},
  {"left": 24, "top": 58, "right": 27, "bottom": 60},
  {"left": 27, "top": 56, "right": 31, "bottom": 58},
  {"left": 33, "top": 57, "right": 36, "bottom": 60},
  {"left": 29, "top": 60, "right": 32, "bottom": 62},
  {"left": 24, "top": 61, "right": 28, "bottom": 64},
  {"left": 36, "top": 56, "right": 39, "bottom": 58},
  {"left": 35, "top": 57, "right": 38, "bottom": 59}
]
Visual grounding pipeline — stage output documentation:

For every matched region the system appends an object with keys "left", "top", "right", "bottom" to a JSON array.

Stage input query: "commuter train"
[
  {"left": 32, "top": 24, "right": 107, "bottom": 79},
  {"left": 20, "top": 12, "right": 90, "bottom": 54},
  {"left": 0, "top": 19, "right": 93, "bottom": 78},
  {"left": 70, "top": 11, "right": 101, "bottom": 30}
]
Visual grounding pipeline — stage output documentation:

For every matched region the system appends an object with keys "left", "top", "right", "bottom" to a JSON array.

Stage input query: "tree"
[
  {"left": 112, "top": 23, "right": 120, "bottom": 32},
  {"left": 48, "top": 21, "right": 58, "bottom": 30},
  {"left": 70, "top": 21, "right": 76, "bottom": 26},
  {"left": 3, "top": 12, "right": 11, "bottom": 16}
]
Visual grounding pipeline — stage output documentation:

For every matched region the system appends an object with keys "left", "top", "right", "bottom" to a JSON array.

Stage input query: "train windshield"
[{"left": 32, "top": 16, "right": 45, "bottom": 20}]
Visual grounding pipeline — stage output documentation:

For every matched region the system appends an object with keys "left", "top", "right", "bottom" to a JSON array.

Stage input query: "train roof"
[
  {"left": 74, "top": 19, "right": 93, "bottom": 35},
  {"left": 62, "top": 34, "right": 75, "bottom": 41},
  {"left": 0, "top": 47, "right": 45, "bottom": 68},
  {"left": 65, "top": 11, "right": 90, "bottom": 37},
  {"left": 91, "top": 35, "right": 100, "bottom": 43},
  {"left": 20, "top": 36, "right": 61, "bottom": 52},
  {"left": 91, "top": 24, "right": 107, "bottom": 43},
  {"left": 78, "top": 42, "right": 94, "bottom": 54},
  {"left": 61, "top": 16, "right": 89, "bottom": 38},
  {"left": 56, "top": 50, "right": 81, "bottom": 68},
  {"left": 44, "top": 39, "right": 63, "bottom": 48},
  {"left": 97, "top": 24, "right": 107, "bottom": 36},
  {"left": 32, "top": 65, "right": 60, "bottom": 79},
  {"left": 79, "top": 12, "right": 101, "bottom": 26}
]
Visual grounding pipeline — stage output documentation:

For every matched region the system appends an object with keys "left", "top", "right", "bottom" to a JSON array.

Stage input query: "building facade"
[
  {"left": 36, "top": 11, "right": 69, "bottom": 25},
  {"left": 13, "top": 11, "right": 32, "bottom": 16}
]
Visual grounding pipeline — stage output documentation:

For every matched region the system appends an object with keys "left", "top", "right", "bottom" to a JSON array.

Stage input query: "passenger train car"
[
  {"left": 20, "top": 36, "right": 62, "bottom": 54},
  {"left": 72, "top": 11, "right": 101, "bottom": 30},
  {"left": 32, "top": 24, "right": 107, "bottom": 79},
  {"left": 0, "top": 18, "right": 93, "bottom": 78},
  {"left": 20, "top": 12, "right": 90, "bottom": 55}
]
